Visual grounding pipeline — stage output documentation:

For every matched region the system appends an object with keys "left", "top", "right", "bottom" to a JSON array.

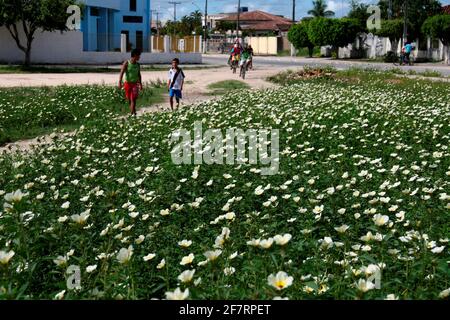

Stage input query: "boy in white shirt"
[{"left": 168, "top": 58, "right": 185, "bottom": 111}]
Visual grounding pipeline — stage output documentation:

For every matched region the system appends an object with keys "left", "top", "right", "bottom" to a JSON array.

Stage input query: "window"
[
  {"left": 136, "top": 31, "right": 143, "bottom": 50},
  {"left": 90, "top": 7, "right": 100, "bottom": 16},
  {"left": 123, "top": 16, "right": 143, "bottom": 23},
  {"left": 130, "top": 0, "right": 137, "bottom": 12}
]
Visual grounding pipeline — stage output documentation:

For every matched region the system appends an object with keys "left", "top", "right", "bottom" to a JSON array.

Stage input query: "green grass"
[
  {"left": 207, "top": 80, "right": 250, "bottom": 96},
  {"left": 0, "top": 84, "right": 166, "bottom": 146}
]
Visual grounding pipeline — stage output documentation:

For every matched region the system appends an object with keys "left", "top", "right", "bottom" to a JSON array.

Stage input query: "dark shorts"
[{"left": 169, "top": 89, "right": 182, "bottom": 99}]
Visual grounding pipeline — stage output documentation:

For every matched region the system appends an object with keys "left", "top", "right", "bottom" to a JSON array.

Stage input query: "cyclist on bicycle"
[
  {"left": 229, "top": 44, "right": 242, "bottom": 69},
  {"left": 401, "top": 41, "right": 413, "bottom": 65},
  {"left": 240, "top": 48, "right": 251, "bottom": 71},
  {"left": 247, "top": 45, "right": 254, "bottom": 69}
]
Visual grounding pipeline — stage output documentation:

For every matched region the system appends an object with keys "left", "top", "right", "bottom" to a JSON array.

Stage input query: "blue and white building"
[{"left": 81, "top": 0, "right": 151, "bottom": 52}]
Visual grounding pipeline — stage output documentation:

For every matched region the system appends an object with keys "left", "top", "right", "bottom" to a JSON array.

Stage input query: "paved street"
[{"left": 203, "top": 54, "right": 450, "bottom": 77}]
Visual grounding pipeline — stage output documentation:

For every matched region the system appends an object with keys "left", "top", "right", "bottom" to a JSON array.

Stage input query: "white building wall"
[{"left": 0, "top": 27, "right": 202, "bottom": 65}]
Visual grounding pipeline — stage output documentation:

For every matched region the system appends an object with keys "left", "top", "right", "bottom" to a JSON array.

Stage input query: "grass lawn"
[
  {"left": 0, "top": 70, "right": 448, "bottom": 300},
  {"left": 0, "top": 84, "right": 166, "bottom": 146},
  {"left": 207, "top": 80, "right": 250, "bottom": 96}
]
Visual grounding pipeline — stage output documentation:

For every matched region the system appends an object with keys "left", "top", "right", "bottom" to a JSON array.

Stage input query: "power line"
[{"left": 169, "top": 1, "right": 182, "bottom": 22}]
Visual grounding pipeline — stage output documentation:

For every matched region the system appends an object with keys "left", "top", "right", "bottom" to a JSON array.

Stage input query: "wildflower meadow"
[{"left": 0, "top": 73, "right": 449, "bottom": 300}]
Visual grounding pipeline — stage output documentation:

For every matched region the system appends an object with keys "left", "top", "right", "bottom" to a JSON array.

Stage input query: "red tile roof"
[
  {"left": 220, "top": 10, "right": 293, "bottom": 31},
  {"left": 442, "top": 5, "right": 450, "bottom": 14}
]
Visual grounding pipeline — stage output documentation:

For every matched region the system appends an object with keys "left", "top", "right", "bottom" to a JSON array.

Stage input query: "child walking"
[
  {"left": 119, "top": 49, "right": 142, "bottom": 116},
  {"left": 168, "top": 58, "right": 185, "bottom": 111}
]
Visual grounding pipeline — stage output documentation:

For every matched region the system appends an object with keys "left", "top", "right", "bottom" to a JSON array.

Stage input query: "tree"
[
  {"left": 422, "top": 14, "right": 450, "bottom": 65},
  {"left": 161, "top": 11, "right": 203, "bottom": 36},
  {"left": 347, "top": 0, "right": 370, "bottom": 32},
  {"left": 308, "top": 0, "right": 335, "bottom": 18},
  {"left": 288, "top": 20, "right": 315, "bottom": 57},
  {"left": 0, "top": 0, "right": 76, "bottom": 66},
  {"left": 377, "top": 0, "right": 442, "bottom": 40},
  {"left": 308, "top": 17, "right": 363, "bottom": 58},
  {"left": 215, "top": 21, "right": 237, "bottom": 33},
  {"left": 369, "top": 19, "right": 405, "bottom": 53}
]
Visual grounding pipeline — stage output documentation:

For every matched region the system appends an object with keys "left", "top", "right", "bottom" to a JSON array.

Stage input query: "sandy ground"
[{"left": 0, "top": 64, "right": 283, "bottom": 154}]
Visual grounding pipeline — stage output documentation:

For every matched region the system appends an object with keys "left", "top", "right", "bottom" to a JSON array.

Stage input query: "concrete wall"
[
  {"left": 0, "top": 27, "right": 202, "bottom": 65},
  {"left": 321, "top": 34, "right": 448, "bottom": 63}
]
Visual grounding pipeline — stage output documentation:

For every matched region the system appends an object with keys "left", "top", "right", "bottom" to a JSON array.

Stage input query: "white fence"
[{"left": 0, "top": 27, "right": 202, "bottom": 65}]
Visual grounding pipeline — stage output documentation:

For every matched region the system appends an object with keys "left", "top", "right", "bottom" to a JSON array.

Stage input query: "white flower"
[
  {"left": 58, "top": 216, "right": 68, "bottom": 223},
  {"left": 273, "top": 234, "right": 292, "bottom": 246},
  {"left": 116, "top": 246, "right": 133, "bottom": 264},
  {"left": 356, "top": 279, "right": 375, "bottom": 292},
  {"left": 4, "top": 189, "right": 28, "bottom": 203},
  {"left": 135, "top": 235, "right": 145, "bottom": 244},
  {"left": 259, "top": 238, "right": 274, "bottom": 249},
  {"left": 229, "top": 252, "right": 238, "bottom": 260},
  {"left": 225, "top": 212, "right": 236, "bottom": 220},
  {"left": 431, "top": 246, "right": 444, "bottom": 254},
  {"left": 373, "top": 214, "right": 389, "bottom": 226},
  {"left": 224, "top": 267, "right": 236, "bottom": 276},
  {"left": 157, "top": 259, "right": 166, "bottom": 269},
  {"left": 180, "top": 253, "right": 195, "bottom": 265},
  {"left": 160, "top": 209, "right": 170, "bottom": 216},
  {"left": 254, "top": 186, "right": 264, "bottom": 195},
  {"left": 61, "top": 201, "right": 70, "bottom": 209},
  {"left": 178, "top": 240, "right": 192, "bottom": 248},
  {"left": 204, "top": 250, "right": 222, "bottom": 261},
  {"left": 53, "top": 255, "right": 68, "bottom": 267},
  {"left": 0, "top": 250, "right": 15, "bottom": 265},
  {"left": 165, "top": 288, "right": 189, "bottom": 300},
  {"left": 143, "top": 253, "right": 156, "bottom": 262},
  {"left": 54, "top": 290, "right": 66, "bottom": 300},
  {"left": 273, "top": 296, "right": 289, "bottom": 300},
  {"left": 71, "top": 209, "right": 90, "bottom": 225},
  {"left": 439, "top": 288, "right": 450, "bottom": 299},
  {"left": 267, "top": 271, "right": 294, "bottom": 291},
  {"left": 86, "top": 265, "right": 97, "bottom": 273},
  {"left": 335, "top": 225, "right": 350, "bottom": 234},
  {"left": 385, "top": 294, "right": 399, "bottom": 300},
  {"left": 178, "top": 269, "right": 196, "bottom": 283}
]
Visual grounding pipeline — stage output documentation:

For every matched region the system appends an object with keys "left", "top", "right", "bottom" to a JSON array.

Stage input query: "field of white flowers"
[{"left": 0, "top": 74, "right": 449, "bottom": 300}]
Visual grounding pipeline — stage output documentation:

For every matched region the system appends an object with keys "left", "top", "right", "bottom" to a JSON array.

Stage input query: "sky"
[{"left": 151, "top": 0, "right": 450, "bottom": 22}]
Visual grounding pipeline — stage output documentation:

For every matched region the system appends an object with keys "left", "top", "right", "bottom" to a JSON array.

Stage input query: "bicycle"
[
  {"left": 393, "top": 53, "right": 414, "bottom": 66},
  {"left": 240, "top": 59, "right": 250, "bottom": 79},
  {"left": 230, "top": 55, "right": 240, "bottom": 74}
]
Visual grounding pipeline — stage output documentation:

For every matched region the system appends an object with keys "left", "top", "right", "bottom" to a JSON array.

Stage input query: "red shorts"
[{"left": 124, "top": 82, "right": 139, "bottom": 101}]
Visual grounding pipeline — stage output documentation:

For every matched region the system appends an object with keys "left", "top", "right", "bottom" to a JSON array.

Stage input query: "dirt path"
[{"left": 0, "top": 65, "right": 282, "bottom": 154}]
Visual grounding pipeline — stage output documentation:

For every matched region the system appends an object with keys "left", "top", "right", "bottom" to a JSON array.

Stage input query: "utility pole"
[
  {"left": 388, "top": 0, "right": 393, "bottom": 19},
  {"left": 150, "top": 10, "right": 160, "bottom": 36},
  {"left": 291, "top": 0, "right": 297, "bottom": 56},
  {"left": 155, "top": 12, "right": 160, "bottom": 36},
  {"left": 169, "top": 1, "right": 181, "bottom": 22},
  {"left": 292, "top": 0, "right": 296, "bottom": 22},
  {"left": 204, "top": 0, "right": 208, "bottom": 53},
  {"left": 236, "top": 0, "right": 241, "bottom": 39},
  {"left": 402, "top": 0, "right": 408, "bottom": 44}
]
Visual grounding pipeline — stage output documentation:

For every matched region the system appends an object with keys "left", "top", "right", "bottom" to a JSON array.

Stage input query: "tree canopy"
[
  {"left": 0, "top": 0, "right": 76, "bottom": 66},
  {"left": 288, "top": 20, "right": 315, "bottom": 57},
  {"left": 308, "top": 0, "right": 335, "bottom": 18}
]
